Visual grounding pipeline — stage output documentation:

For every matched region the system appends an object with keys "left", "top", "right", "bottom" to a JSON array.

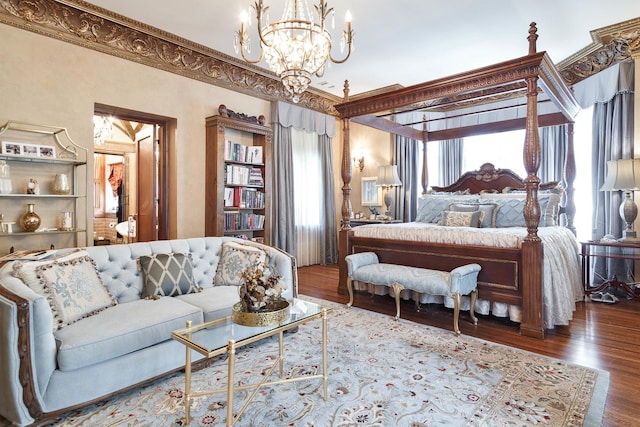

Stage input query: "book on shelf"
[
  {"left": 223, "top": 141, "right": 264, "bottom": 164},
  {"left": 224, "top": 187, "right": 234, "bottom": 207}
]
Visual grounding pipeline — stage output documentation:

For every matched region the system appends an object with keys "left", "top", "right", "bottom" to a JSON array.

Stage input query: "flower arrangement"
[{"left": 238, "top": 262, "right": 287, "bottom": 313}]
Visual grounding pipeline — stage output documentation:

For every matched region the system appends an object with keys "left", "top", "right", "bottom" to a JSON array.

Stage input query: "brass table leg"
[
  {"left": 322, "top": 308, "right": 328, "bottom": 400},
  {"left": 227, "top": 339, "right": 236, "bottom": 427},
  {"left": 184, "top": 320, "right": 192, "bottom": 425}
]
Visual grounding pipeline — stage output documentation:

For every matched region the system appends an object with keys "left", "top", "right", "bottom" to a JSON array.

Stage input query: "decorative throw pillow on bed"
[
  {"left": 12, "top": 250, "right": 117, "bottom": 331},
  {"left": 139, "top": 253, "right": 201, "bottom": 298},
  {"left": 447, "top": 202, "right": 499, "bottom": 228},
  {"left": 416, "top": 196, "right": 479, "bottom": 223},
  {"left": 441, "top": 210, "right": 484, "bottom": 228},
  {"left": 214, "top": 241, "right": 267, "bottom": 286}
]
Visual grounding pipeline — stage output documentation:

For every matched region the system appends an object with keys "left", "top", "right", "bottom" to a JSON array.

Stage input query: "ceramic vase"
[
  {"left": 53, "top": 173, "right": 71, "bottom": 195},
  {"left": 20, "top": 203, "right": 41, "bottom": 232}
]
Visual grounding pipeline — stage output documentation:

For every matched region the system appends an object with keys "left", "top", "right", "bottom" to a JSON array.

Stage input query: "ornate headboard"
[{"left": 431, "top": 163, "right": 559, "bottom": 194}]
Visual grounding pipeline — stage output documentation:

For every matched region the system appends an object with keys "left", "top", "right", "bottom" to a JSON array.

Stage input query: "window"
[{"left": 291, "top": 128, "right": 323, "bottom": 266}]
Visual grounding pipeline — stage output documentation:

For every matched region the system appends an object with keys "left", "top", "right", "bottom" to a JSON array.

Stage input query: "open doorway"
[{"left": 93, "top": 104, "right": 170, "bottom": 243}]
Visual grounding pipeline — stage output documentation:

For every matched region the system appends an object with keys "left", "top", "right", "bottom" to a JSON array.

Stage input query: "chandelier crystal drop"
[{"left": 235, "top": 0, "right": 353, "bottom": 103}]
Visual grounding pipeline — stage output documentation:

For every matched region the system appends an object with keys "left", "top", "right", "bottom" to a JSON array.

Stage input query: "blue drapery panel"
[
  {"left": 438, "top": 139, "right": 464, "bottom": 187},
  {"left": 392, "top": 135, "right": 420, "bottom": 221},
  {"left": 271, "top": 102, "right": 338, "bottom": 265},
  {"left": 589, "top": 61, "right": 634, "bottom": 285}
]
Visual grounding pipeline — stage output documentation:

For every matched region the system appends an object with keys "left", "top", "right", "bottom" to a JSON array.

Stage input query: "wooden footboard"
[{"left": 339, "top": 230, "right": 545, "bottom": 338}]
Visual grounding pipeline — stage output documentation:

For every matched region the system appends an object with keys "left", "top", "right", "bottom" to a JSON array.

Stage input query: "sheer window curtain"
[{"left": 271, "top": 102, "right": 338, "bottom": 266}]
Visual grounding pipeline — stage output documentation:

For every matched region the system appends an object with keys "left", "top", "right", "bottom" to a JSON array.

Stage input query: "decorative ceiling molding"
[
  {"left": 557, "top": 17, "right": 640, "bottom": 86},
  {"left": 0, "top": 0, "right": 341, "bottom": 116}
]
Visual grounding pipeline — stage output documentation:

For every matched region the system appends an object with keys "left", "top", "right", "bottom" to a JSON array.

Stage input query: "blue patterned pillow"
[
  {"left": 490, "top": 198, "right": 550, "bottom": 227},
  {"left": 416, "top": 196, "right": 479, "bottom": 223}
]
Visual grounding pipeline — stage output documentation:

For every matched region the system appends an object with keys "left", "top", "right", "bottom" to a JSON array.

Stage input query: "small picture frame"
[
  {"left": 22, "top": 143, "right": 39, "bottom": 157},
  {"left": 1, "top": 141, "right": 57, "bottom": 158},
  {"left": 361, "top": 176, "right": 382, "bottom": 206},
  {"left": 38, "top": 145, "right": 56, "bottom": 158},
  {"left": 1, "top": 141, "right": 22, "bottom": 155}
]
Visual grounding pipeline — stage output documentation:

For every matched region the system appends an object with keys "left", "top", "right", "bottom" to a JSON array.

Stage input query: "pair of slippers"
[{"left": 589, "top": 291, "right": 619, "bottom": 304}]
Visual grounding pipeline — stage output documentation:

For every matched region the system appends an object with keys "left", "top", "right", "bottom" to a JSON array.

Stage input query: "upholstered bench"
[{"left": 345, "top": 252, "right": 481, "bottom": 335}]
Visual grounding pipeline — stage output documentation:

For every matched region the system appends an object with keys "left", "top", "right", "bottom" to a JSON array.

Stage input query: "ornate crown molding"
[
  {"left": 0, "top": 0, "right": 340, "bottom": 115},
  {"left": 558, "top": 17, "right": 640, "bottom": 86}
]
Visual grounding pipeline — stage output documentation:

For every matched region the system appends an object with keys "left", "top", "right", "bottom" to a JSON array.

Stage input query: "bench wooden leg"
[
  {"left": 469, "top": 290, "right": 478, "bottom": 325},
  {"left": 452, "top": 293, "right": 461, "bottom": 335},
  {"left": 346, "top": 277, "right": 354, "bottom": 308},
  {"left": 390, "top": 282, "right": 404, "bottom": 321}
]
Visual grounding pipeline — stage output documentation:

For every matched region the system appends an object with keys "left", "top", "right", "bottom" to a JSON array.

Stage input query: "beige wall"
[
  {"left": 0, "top": 24, "right": 271, "bottom": 252},
  {"left": 0, "top": 23, "right": 393, "bottom": 254}
]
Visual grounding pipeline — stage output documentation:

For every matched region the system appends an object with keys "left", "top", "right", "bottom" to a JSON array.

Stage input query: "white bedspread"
[{"left": 351, "top": 223, "right": 584, "bottom": 329}]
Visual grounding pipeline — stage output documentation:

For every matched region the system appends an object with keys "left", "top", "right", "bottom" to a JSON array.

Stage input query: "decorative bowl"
[{"left": 231, "top": 300, "right": 290, "bottom": 327}]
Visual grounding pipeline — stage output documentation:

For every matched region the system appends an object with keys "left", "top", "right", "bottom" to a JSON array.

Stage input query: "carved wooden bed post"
[
  {"left": 338, "top": 80, "right": 352, "bottom": 294},
  {"left": 564, "top": 123, "right": 577, "bottom": 234},
  {"left": 421, "top": 119, "right": 429, "bottom": 194},
  {"left": 521, "top": 22, "right": 545, "bottom": 339}
]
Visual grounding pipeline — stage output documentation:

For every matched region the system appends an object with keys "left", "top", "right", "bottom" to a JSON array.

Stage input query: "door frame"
[{"left": 94, "top": 103, "right": 170, "bottom": 241}]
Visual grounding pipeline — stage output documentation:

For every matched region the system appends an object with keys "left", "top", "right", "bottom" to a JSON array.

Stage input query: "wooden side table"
[{"left": 581, "top": 240, "right": 640, "bottom": 301}]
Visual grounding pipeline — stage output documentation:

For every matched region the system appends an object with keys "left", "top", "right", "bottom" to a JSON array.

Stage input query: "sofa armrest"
[
  {"left": 345, "top": 252, "right": 379, "bottom": 276},
  {"left": 0, "top": 271, "right": 58, "bottom": 426},
  {"left": 233, "top": 239, "right": 299, "bottom": 299}
]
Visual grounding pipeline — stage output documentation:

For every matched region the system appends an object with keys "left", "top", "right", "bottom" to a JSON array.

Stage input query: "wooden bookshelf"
[{"left": 204, "top": 106, "right": 272, "bottom": 244}]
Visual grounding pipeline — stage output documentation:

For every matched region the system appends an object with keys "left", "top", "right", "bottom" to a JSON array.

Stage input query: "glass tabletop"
[{"left": 171, "top": 298, "right": 327, "bottom": 357}]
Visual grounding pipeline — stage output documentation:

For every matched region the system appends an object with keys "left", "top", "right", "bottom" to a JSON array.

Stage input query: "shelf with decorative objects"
[{"left": 0, "top": 120, "right": 88, "bottom": 254}]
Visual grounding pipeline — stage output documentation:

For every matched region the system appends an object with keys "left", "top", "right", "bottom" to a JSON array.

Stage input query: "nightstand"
[
  {"left": 344, "top": 219, "right": 402, "bottom": 227},
  {"left": 581, "top": 240, "right": 640, "bottom": 301}
]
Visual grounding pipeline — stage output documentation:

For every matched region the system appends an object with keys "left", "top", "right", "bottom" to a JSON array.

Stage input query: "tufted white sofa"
[{"left": 0, "top": 236, "right": 297, "bottom": 427}]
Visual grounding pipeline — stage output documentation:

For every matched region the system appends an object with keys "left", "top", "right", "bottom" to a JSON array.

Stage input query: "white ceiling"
[{"left": 83, "top": 0, "right": 640, "bottom": 98}]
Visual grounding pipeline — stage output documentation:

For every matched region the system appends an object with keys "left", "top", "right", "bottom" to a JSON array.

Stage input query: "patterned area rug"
[{"left": 43, "top": 297, "right": 608, "bottom": 426}]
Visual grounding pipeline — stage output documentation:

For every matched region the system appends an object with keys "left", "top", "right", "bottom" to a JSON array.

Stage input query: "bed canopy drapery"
[{"left": 334, "top": 23, "right": 581, "bottom": 338}]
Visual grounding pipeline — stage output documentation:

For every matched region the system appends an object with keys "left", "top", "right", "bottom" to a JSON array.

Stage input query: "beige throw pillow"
[
  {"left": 214, "top": 241, "right": 267, "bottom": 286},
  {"left": 13, "top": 250, "right": 117, "bottom": 331},
  {"left": 442, "top": 210, "right": 484, "bottom": 228}
]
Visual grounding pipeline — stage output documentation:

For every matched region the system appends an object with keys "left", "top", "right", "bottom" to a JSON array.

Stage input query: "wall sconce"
[{"left": 352, "top": 150, "right": 365, "bottom": 172}]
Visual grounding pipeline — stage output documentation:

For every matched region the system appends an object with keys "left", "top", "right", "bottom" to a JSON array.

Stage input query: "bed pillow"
[
  {"left": 480, "top": 191, "right": 563, "bottom": 227},
  {"left": 447, "top": 202, "right": 499, "bottom": 228},
  {"left": 214, "top": 241, "right": 268, "bottom": 286},
  {"left": 139, "top": 253, "right": 201, "bottom": 298},
  {"left": 416, "top": 196, "right": 479, "bottom": 223},
  {"left": 441, "top": 210, "right": 484, "bottom": 228},
  {"left": 482, "top": 197, "right": 551, "bottom": 227},
  {"left": 12, "top": 250, "right": 117, "bottom": 331}
]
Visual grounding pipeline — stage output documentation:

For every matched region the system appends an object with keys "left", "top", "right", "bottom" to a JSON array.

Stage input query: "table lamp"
[
  {"left": 376, "top": 165, "right": 402, "bottom": 217},
  {"left": 600, "top": 158, "right": 640, "bottom": 241}
]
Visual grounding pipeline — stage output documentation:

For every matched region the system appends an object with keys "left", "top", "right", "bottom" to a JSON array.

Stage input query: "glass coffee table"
[{"left": 171, "top": 298, "right": 330, "bottom": 426}]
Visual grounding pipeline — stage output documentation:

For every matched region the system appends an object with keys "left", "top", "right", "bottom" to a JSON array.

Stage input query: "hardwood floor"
[{"left": 298, "top": 264, "right": 640, "bottom": 426}]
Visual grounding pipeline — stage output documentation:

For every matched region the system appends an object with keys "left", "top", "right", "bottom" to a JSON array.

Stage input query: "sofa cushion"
[
  {"left": 176, "top": 286, "right": 240, "bottom": 321},
  {"left": 13, "top": 250, "right": 117, "bottom": 331},
  {"left": 139, "top": 253, "right": 201, "bottom": 297},
  {"left": 54, "top": 297, "right": 203, "bottom": 371},
  {"left": 214, "top": 241, "right": 267, "bottom": 286}
]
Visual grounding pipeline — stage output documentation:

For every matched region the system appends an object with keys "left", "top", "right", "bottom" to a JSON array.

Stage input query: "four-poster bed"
[{"left": 334, "top": 23, "right": 581, "bottom": 338}]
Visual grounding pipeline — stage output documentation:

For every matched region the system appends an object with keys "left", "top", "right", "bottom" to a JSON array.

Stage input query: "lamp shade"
[
  {"left": 376, "top": 165, "right": 402, "bottom": 187},
  {"left": 600, "top": 159, "right": 640, "bottom": 191}
]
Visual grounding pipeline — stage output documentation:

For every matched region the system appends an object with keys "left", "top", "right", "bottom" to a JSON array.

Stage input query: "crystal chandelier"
[
  {"left": 93, "top": 115, "right": 113, "bottom": 145},
  {"left": 235, "top": 0, "right": 353, "bottom": 103}
]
